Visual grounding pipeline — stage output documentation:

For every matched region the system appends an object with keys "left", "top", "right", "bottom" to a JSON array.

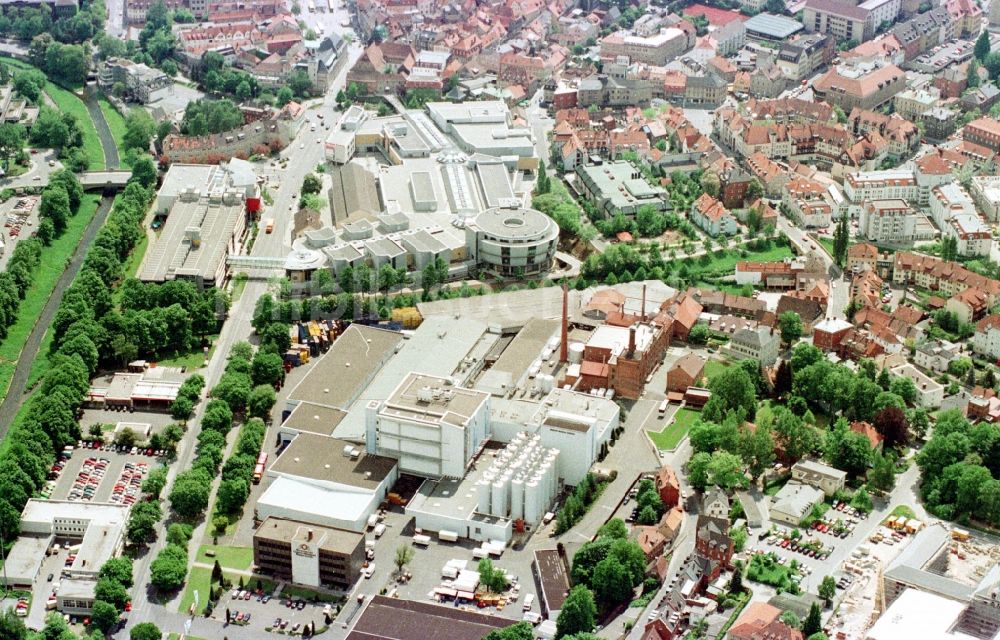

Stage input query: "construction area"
[{"left": 827, "top": 522, "right": 1000, "bottom": 640}]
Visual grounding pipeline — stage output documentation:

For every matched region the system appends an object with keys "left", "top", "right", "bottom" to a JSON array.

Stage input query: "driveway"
[{"left": 0, "top": 149, "right": 61, "bottom": 189}]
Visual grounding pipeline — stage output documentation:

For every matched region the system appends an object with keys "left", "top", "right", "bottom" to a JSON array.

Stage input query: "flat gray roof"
[
  {"left": 269, "top": 432, "right": 396, "bottom": 489},
  {"left": 287, "top": 325, "right": 404, "bottom": 410},
  {"left": 256, "top": 516, "right": 364, "bottom": 555},
  {"left": 476, "top": 161, "right": 515, "bottom": 208},
  {"left": 282, "top": 402, "right": 348, "bottom": 437},
  {"left": 495, "top": 318, "right": 559, "bottom": 374},
  {"left": 382, "top": 373, "right": 489, "bottom": 427},
  {"left": 332, "top": 316, "right": 492, "bottom": 440},
  {"left": 471, "top": 206, "right": 557, "bottom": 241},
  {"left": 410, "top": 171, "right": 437, "bottom": 205},
  {"left": 139, "top": 192, "right": 244, "bottom": 285},
  {"left": 744, "top": 12, "right": 804, "bottom": 37}
]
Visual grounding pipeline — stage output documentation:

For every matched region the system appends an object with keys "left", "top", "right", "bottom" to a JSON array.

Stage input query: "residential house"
[
  {"left": 727, "top": 602, "right": 804, "bottom": 640},
  {"left": 770, "top": 481, "right": 826, "bottom": 526},
  {"left": 656, "top": 465, "right": 681, "bottom": 508},
  {"left": 726, "top": 326, "right": 780, "bottom": 366},
  {"left": 946, "top": 287, "right": 990, "bottom": 324},
  {"left": 914, "top": 339, "right": 961, "bottom": 372},
  {"left": 811, "top": 60, "right": 906, "bottom": 112},
  {"left": 973, "top": 314, "right": 1000, "bottom": 360},
  {"left": 791, "top": 459, "right": 846, "bottom": 496},
  {"left": 695, "top": 515, "right": 734, "bottom": 570},
  {"left": 690, "top": 193, "right": 738, "bottom": 236},
  {"left": 702, "top": 486, "right": 729, "bottom": 519},
  {"left": 850, "top": 421, "right": 884, "bottom": 451}
]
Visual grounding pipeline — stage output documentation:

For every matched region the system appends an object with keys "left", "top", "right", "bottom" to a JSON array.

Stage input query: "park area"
[{"left": 648, "top": 407, "right": 701, "bottom": 450}]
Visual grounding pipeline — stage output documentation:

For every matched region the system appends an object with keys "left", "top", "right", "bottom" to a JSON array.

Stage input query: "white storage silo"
[
  {"left": 524, "top": 480, "right": 540, "bottom": 524},
  {"left": 491, "top": 479, "right": 509, "bottom": 518},
  {"left": 476, "top": 479, "right": 492, "bottom": 515},
  {"left": 569, "top": 342, "right": 585, "bottom": 363},
  {"left": 511, "top": 478, "right": 524, "bottom": 520}
]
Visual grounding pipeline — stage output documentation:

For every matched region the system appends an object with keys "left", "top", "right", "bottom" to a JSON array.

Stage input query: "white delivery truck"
[
  {"left": 373, "top": 523, "right": 386, "bottom": 538},
  {"left": 367, "top": 514, "right": 379, "bottom": 529},
  {"left": 439, "top": 530, "right": 458, "bottom": 542},
  {"left": 413, "top": 534, "right": 431, "bottom": 546},
  {"left": 472, "top": 546, "right": 488, "bottom": 559},
  {"left": 523, "top": 594, "right": 534, "bottom": 611}
]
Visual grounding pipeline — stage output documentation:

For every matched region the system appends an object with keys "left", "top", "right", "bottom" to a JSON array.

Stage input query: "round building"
[{"left": 466, "top": 206, "right": 559, "bottom": 277}]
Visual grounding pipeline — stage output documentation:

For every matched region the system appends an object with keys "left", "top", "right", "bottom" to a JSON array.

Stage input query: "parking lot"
[
  {"left": 214, "top": 587, "right": 335, "bottom": 633},
  {"left": 46, "top": 444, "right": 158, "bottom": 504}
]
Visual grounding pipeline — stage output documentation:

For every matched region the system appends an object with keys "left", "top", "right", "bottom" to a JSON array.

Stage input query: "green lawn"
[
  {"left": 119, "top": 230, "right": 148, "bottom": 282},
  {"left": 818, "top": 237, "right": 835, "bottom": 257},
  {"left": 178, "top": 566, "right": 227, "bottom": 615},
  {"left": 45, "top": 83, "right": 104, "bottom": 170},
  {"left": 0, "top": 57, "right": 103, "bottom": 169},
  {"left": 690, "top": 243, "right": 794, "bottom": 277},
  {"left": 648, "top": 407, "right": 701, "bottom": 450},
  {"left": 98, "top": 97, "right": 131, "bottom": 167},
  {"left": 155, "top": 334, "right": 219, "bottom": 370},
  {"left": 0, "top": 195, "right": 101, "bottom": 404},
  {"left": 703, "top": 359, "right": 730, "bottom": 384},
  {"left": 196, "top": 545, "right": 253, "bottom": 571},
  {"left": 747, "top": 554, "right": 795, "bottom": 592}
]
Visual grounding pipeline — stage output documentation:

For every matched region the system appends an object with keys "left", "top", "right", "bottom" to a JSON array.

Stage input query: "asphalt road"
[
  {"left": 122, "top": 41, "right": 363, "bottom": 640},
  {"left": 0, "top": 149, "right": 62, "bottom": 189}
]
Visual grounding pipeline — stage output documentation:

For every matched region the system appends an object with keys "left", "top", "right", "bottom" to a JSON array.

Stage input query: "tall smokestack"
[
  {"left": 560, "top": 283, "right": 569, "bottom": 363},
  {"left": 641, "top": 284, "right": 647, "bottom": 322},
  {"left": 628, "top": 326, "right": 636, "bottom": 356}
]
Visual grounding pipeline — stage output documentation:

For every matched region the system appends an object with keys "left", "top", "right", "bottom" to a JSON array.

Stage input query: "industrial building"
[
  {"left": 139, "top": 161, "right": 256, "bottom": 288},
  {"left": 281, "top": 101, "right": 560, "bottom": 283},
  {"left": 85, "top": 364, "right": 188, "bottom": 411},
  {"left": 366, "top": 372, "right": 492, "bottom": 479},
  {"left": 6, "top": 501, "right": 128, "bottom": 614},
  {"left": 252, "top": 517, "right": 365, "bottom": 589},
  {"left": 405, "top": 435, "right": 559, "bottom": 542},
  {"left": 575, "top": 160, "right": 669, "bottom": 218},
  {"left": 346, "top": 595, "right": 517, "bottom": 640},
  {"left": 258, "top": 432, "right": 399, "bottom": 532}
]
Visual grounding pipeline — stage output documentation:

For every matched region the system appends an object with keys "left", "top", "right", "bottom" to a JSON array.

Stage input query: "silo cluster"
[{"left": 475, "top": 433, "right": 559, "bottom": 525}]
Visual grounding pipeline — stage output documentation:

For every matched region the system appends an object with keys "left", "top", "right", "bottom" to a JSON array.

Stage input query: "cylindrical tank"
[
  {"left": 510, "top": 478, "right": 524, "bottom": 520},
  {"left": 524, "top": 481, "right": 540, "bottom": 524},
  {"left": 569, "top": 342, "right": 585, "bottom": 363},
  {"left": 491, "top": 480, "right": 508, "bottom": 518},
  {"left": 476, "top": 480, "right": 491, "bottom": 515}
]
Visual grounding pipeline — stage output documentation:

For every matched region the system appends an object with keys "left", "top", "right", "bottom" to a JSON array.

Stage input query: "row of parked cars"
[
  {"left": 68, "top": 457, "right": 111, "bottom": 502},
  {"left": 109, "top": 461, "right": 147, "bottom": 505},
  {"left": 77, "top": 439, "right": 165, "bottom": 457}
]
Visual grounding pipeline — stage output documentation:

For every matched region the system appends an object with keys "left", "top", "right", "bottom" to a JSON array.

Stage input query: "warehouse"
[{"left": 258, "top": 432, "right": 399, "bottom": 532}]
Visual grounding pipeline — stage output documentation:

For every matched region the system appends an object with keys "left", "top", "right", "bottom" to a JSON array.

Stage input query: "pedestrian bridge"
[
  {"left": 80, "top": 171, "right": 132, "bottom": 190},
  {"left": 226, "top": 255, "right": 286, "bottom": 269}
]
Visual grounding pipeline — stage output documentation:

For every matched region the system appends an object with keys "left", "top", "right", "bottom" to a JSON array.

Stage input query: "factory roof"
[
  {"left": 21, "top": 500, "right": 129, "bottom": 528},
  {"left": 866, "top": 588, "right": 966, "bottom": 640},
  {"left": 333, "top": 316, "right": 495, "bottom": 440},
  {"left": 257, "top": 476, "right": 379, "bottom": 525},
  {"left": 139, "top": 188, "right": 245, "bottom": 285},
  {"left": 534, "top": 548, "right": 571, "bottom": 613},
  {"left": 477, "top": 318, "right": 560, "bottom": 395},
  {"left": 281, "top": 402, "right": 348, "bottom": 437},
  {"left": 286, "top": 324, "right": 404, "bottom": 410},
  {"left": 268, "top": 432, "right": 396, "bottom": 489},
  {"left": 884, "top": 523, "right": 974, "bottom": 601},
  {"left": 255, "top": 517, "right": 364, "bottom": 555},
  {"left": 347, "top": 595, "right": 516, "bottom": 640},
  {"left": 743, "top": 12, "right": 804, "bottom": 38},
  {"left": 381, "top": 373, "right": 490, "bottom": 428}
]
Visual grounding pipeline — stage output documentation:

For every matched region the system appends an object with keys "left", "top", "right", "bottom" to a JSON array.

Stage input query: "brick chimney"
[
  {"left": 628, "top": 326, "right": 636, "bottom": 355},
  {"left": 560, "top": 283, "right": 569, "bottom": 363}
]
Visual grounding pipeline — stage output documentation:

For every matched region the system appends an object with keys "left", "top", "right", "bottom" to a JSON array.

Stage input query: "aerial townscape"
[{"left": 8, "top": 0, "right": 1000, "bottom": 640}]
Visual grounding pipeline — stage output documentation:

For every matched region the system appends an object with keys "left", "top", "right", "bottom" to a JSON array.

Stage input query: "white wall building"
[
  {"left": 891, "top": 363, "right": 944, "bottom": 408},
  {"left": 974, "top": 314, "right": 1000, "bottom": 360},
  {"left": 859, "top": 199, "right": 920, "bottom": 246},
  {"left": 366, "top": 372, "right": 491, "bottom": 479},
  {"left": 970, "top": 175, "right": 1000, "bottom": 222}
]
